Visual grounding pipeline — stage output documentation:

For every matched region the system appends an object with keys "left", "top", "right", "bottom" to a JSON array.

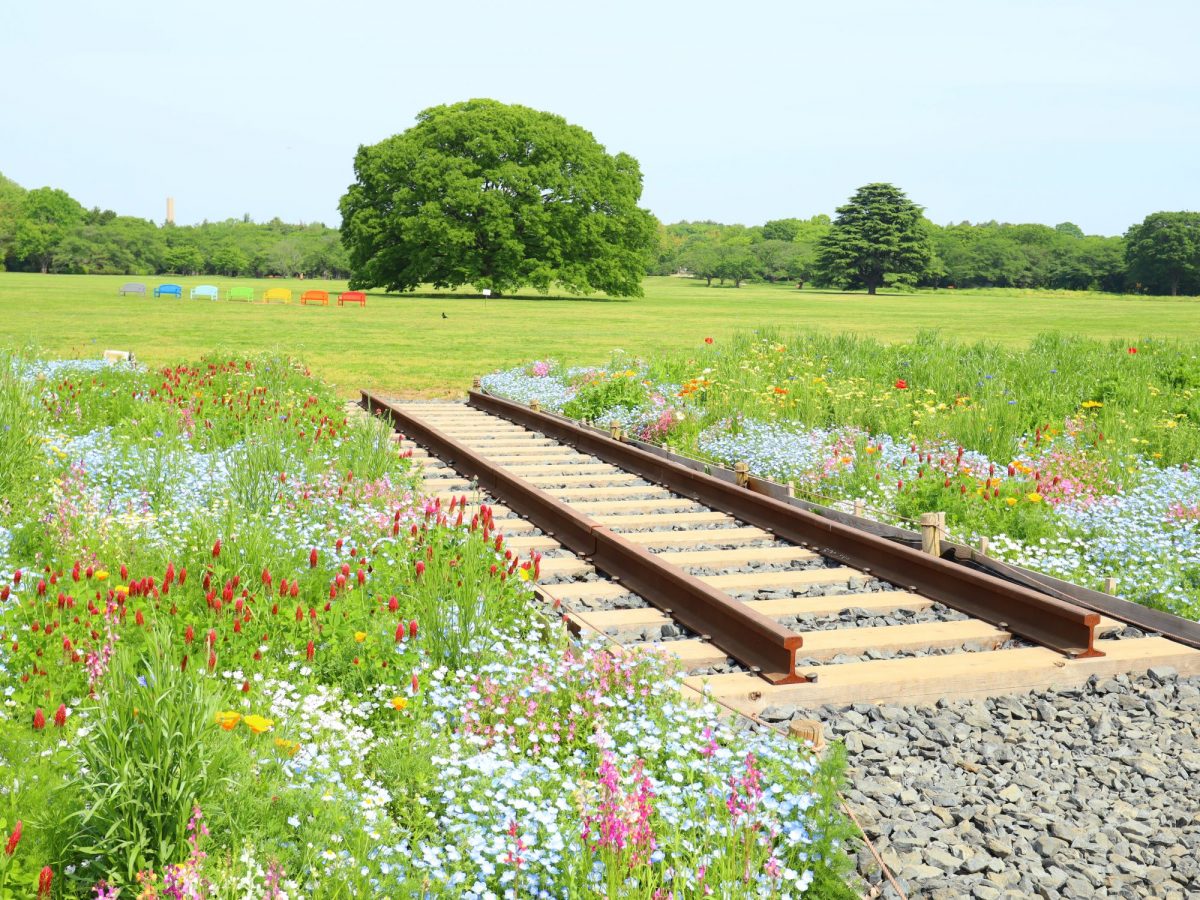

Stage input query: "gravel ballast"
[{"left": 762, "top": 672, "right": 1200, "bottom": 899}]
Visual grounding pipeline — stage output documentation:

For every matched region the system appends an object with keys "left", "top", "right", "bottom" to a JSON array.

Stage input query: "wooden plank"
[
  {"left": 748, "top": 591, "right": 930, "bottom": 617},
  {"left": 600, "top": 511, "right": 734, "bottom": 528},
  {"left": 551, "top": 486, "right": 670, "bottom": 500},
  {"left": 629, "top": 639, "right": 727, "bottom": 667},
  {"left": 482, "top": 451, "right": 586, "bottom": 460},
  {"left": 623, "top": 527, "right": 772, "bottom": 548},
  {"left": 526, "top": 473, "right": 644, "bottom": 486},
  {"left": 656, "top": 546, "right": 817, "bottom": 567},
  {"left": 503, "top": 534, "right": 562, "bottom": 551},
  {"left": 500, "top": 464, "right": 619, "bottom": 476},
  {"left": 571, "top": 498, "right": 698, "bottom": 513},
  {"left": 699, "top": 567, "right": 858, "bottom": 591},
  {"left": 537, "top": 557, "right": 594, "bottom": 578},
  {"left": 420, "top": 478, "right": 476, "bottom": 492},
  {"left": 797, "top": 619, "right": 1009, "bottom": 658},
  {"left": 688, "top": 637, "right": 1200, "bottom": 709}
]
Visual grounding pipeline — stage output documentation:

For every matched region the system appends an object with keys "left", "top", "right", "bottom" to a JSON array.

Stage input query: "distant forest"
[
  {"left": 0, "top": 173, "right": 349, "bottom": 279},
  {"left": 651, "top": 217, "right": 1136, "bottom": 293},
  {"left": 0, "top": 170, "right": 1194, "bottom": 294}
]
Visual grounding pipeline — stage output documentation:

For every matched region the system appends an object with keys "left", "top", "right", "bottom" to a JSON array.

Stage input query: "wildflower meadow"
[
  {"left": 0, "top": 351, "right": 852, "bottom": 898},
  {"left": 482, "top": 330, "right": 1200, "bottom": 621}
]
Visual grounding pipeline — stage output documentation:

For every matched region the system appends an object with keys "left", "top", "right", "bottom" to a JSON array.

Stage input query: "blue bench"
[
  {"left": 119, "top": 282, "right": 146, "bottom": 296},
  {"left": 154, "top": 283, "right": 183, "bottom": 298},
  {"left": 190, "top": 284, "right": 219, "bottom": 301}
]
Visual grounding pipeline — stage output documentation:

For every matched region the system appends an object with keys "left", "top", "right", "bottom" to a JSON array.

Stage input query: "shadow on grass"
[{"left": 370, "top": 291, "right": 633, "bottom": 304}]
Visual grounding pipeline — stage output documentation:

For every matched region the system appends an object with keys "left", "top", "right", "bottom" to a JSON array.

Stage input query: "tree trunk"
[{"left": 867, "top": 283, "right": 876, "bottom": 295}]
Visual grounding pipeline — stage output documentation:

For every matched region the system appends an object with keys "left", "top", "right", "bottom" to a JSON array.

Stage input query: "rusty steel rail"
[
  {"left": 362, "top": 391, "right": 807, "bottom": 684},
  {"left": 468, "top": 390, "right": 1106, "bottom": 659}
]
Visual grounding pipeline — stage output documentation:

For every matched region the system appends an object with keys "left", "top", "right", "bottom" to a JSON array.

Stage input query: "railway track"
[{"left": 361, "top": 391, "right": 1200, "bottom": 717}]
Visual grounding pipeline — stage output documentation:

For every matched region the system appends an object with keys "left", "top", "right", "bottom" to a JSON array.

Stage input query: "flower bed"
[
  {"left": 481, "top": 332, "right": 1200, "bottom": 621},
  {"left": 0, "top": 352, "right": 852, "bottom": 898}
]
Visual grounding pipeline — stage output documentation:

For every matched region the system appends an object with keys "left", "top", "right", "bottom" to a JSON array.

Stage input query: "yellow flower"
[
  {"left": 864, "top": 446, "right": 877, "bottom": 454},
  {"left": 390, "top": 697, "right": 408, "bottom": 711},
  {"left": 274, "top": 738, "right": 300, "bottom": 757},
  {"left": 517, "top": 567, "right": 531, "bottom": 582},
  {"left": 1081, "top": 401, "right": 1103, "bottom": 409},
  {"left": 1005, "top": 497, "right": 1018, "bottom": 507},
  {"left": 354, "top": 631, "right": 367, "bottom": 643},
  {"left": 95, "top": 569, "right": 109, "bottom": 581},
  {"left": 1026, "top": 492, "right": 1043, "bottom": 503},
  {"left": 214, "top": 710, "right": 241, "bottom": 731},
  {"left": 243, "top": 714, "right": 273, "bottom": 734}
]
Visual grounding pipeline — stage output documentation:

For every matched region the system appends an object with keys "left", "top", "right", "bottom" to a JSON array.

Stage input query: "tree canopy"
[
  {"left": 339, "top": 99, "right": 658, "bottom": 297},
  {"left": 813, "top": 183, "right": 933, "bottom": 294},
  {"left": 1124, "top": 211, "right": 1200, "bottom": 296}
]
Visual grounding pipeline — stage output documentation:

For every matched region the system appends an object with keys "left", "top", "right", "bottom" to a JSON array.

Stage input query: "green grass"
[{"left": 1, "top": 272, "right": 1198, "bottom": 396}]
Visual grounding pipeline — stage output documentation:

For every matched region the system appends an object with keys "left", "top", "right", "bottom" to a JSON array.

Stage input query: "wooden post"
[
  {"left": 786, "top": 481, "right": 796, "bottom": 498},
  {"left": 530, "top": 399, "right": 540, "bottom": 413},
  {"left": 919, "top": 511, "right": 945, "bottom": 557},
  {"left": 978, "top": 536, "right": 990, "bottom": 557},
  {"left": 1104, "top": 577, "right": 1117, "bottom": 595},
  {"left": 472, "top": 376, "right": 482, "bottom": 389},
  {"left": 788, "top": 718, "right": 825, "bottom": 750},
  {"left": 610, "top": 420, "right": 622, "bottom": 440},
  {"left": 734, "top": 461, "right": 750, "bottom": 488},
  {"left": 853, "top": 498, "right": 865, "bottom": 518}
]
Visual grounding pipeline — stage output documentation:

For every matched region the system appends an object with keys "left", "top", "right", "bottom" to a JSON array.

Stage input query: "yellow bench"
[{"left": 262, "top": 287, "right": 293, "bottom": 304}]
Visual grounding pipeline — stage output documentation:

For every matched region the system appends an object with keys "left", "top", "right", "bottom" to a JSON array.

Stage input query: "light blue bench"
[
  {"left": 190, "top": 284, "right": 219, "bottom": 301},
  {"left": 154, "top": 283, "right": 183, "bottom": 298},
  {"left": 119, "top": 282, "right": 146, "bottom": 296}
]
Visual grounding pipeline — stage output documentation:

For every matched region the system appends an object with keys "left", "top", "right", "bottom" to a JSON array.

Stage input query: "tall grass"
[{"left": 53, "top": 630, "right": 251, "bottom": 889}]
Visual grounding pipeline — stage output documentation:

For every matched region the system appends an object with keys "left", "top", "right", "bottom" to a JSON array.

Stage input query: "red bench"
[{"left": 338, "top": 291, "right": 367, "bottom": 307}]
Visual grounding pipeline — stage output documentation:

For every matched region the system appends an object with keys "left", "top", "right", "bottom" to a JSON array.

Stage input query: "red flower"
[
  {"left": 32, "top": 708, "right": 45, "bottom": 730},
  {"left": 411, "top": 673, "right": 420, "bottom": 693},
  {"left": 1127, "top": 346, "right": 1137, "bottom": 354},
  {"left": 212, "top": 539, "right": 222, "bottom": 558},
  {"left": 894, "top": 379, "right": 908, "bottom": 390},
  {"left": 415, "top": 561, "right": 425, "bottom": 579},
  {"left": 704, "top": 337, "right": 714, "bottom": 344},
  {"left": 388, "top": 595, "right": 399, "bottom": 612},
  {"left": 261, "top": 568, "right": 272, "bottom": 586},
  {"left": 306, "top": 640, "right": 315, "bottom": 660},
  {"left": 309, "top": 547, "right": 319, "bottom": 568},
  {"left": 37, "top": 865, "right": 52, "bottom": 898},
  {"left": 4, "top": 820, "right": 21, "bottom": 855},
  {"left": 409, "top": 619, "right": 419, "bottom": 639},
  {"left": 395, "top": 623, "right": 405, "bottom": 642},
  {"left": 184, "top": 624, "right": 195, "bottom": 644},
  {"left": 54, "top": 704, "right": 67, "bottom": 727}
]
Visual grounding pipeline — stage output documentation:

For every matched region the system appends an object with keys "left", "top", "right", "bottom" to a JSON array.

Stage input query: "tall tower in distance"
[{"left": 166, "top": 197, "right": 175, "bottom": 224}]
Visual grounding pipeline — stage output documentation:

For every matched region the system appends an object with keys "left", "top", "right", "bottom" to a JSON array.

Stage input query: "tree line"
[
  {"left": 652, "top": 206, "right": 1197, "bottom": 296},
  {"left": 0, "top": 173, "right": 350, "bottom": 278}
]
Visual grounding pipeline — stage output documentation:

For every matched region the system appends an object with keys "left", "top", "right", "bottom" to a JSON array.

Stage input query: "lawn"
[{"left": 1, "top": 272, "right": 1198, "bottom": 396}]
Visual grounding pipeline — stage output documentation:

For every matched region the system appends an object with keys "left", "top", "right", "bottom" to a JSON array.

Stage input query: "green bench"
[{"left": 228, "top": 286, "right": 255, "bottom": 302}]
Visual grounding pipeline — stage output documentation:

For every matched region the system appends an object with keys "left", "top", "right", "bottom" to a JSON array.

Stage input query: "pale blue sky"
[{"left": 2, "top": 0, "right": 1196, "bottom": 235}]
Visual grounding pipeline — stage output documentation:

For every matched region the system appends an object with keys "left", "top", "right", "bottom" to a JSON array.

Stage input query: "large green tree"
[
  {"left": 339, "top": 99, "right": 657, "bottom": 296},
  {"left": 12, "top": 187, "right": 84, "bottom": 273},
  {"left": 813, "top": 183, "right": 932, "bottom": 294},
  {"left": 1124, "top": 211, "right": 1200, "bottom": 296}
]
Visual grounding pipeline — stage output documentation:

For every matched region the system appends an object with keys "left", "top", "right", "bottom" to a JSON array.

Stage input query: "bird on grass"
[{"left": 441, "top": 312, "right": 447, "bottom": 319}]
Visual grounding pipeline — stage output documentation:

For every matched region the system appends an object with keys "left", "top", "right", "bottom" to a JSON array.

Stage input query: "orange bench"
[
  {"left": 301, "top": 289, "right": 329, "bottom": 306},
  {"left": 338, "top": 291, "right": 366, "bottom": 307}
]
